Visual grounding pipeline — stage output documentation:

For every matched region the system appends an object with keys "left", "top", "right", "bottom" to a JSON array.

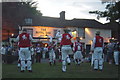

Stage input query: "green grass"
[{"left": 2, "top": 62, "right": 119, "bottom": 78}]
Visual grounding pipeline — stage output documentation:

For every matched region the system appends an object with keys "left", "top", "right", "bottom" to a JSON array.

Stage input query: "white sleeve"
[
  {"left": 56, "top": 31, "right": 62, "bottom": 38},
  {"left": 16, "top": 35, "right": 19, "bottom": 42},
  {"left": 47, "top": 35, "right": 53, "bottom": 42},
  {"left": 102, "top": 41, "right": 104, "bottom": 49},
  {"left": 31, "top": 48, "right": 34, "bottom": 55},
  {"left": 29, "top": 35, "right": 33, "bottom": 41},
  {"left": 69, "top": 32, "right": 73, "bottom": 37},
  {"left": 73, "top": 42, "right": 75, "bottom": 51},
  {"left": 0, "top": 50, "right": 2, "bottom": 55},
  {"left": 91, "top": 37, "right": 96, "bottom": 51}
]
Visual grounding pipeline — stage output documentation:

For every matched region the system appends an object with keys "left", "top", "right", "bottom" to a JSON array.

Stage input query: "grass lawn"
[{"left": 2, "top": 62, "right": 119, "bottom": 79}]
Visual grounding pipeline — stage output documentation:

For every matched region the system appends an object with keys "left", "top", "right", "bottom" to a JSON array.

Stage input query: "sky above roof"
[
  {"left": 34, "top": 0, "right": 111, "bottom": 24},
  {"left": 2, "top": 0, "right": 118, "bottom": 24}
]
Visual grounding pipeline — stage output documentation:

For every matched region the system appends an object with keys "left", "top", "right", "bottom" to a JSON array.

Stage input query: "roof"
[
  {"left": 104, "top": 22, "right": 119, "bottom": 30},
  {"left": 22, "top": 16, "right": 65, "bottom": 28},
  {"left": 65, "top": 18, "right": 109, "bottom": 29},
  {"left": 39, "top": 16, "right": 65, "bottom": 27},
  {"left": 22, "top": 16, "right": 111, "bottom": 29}
]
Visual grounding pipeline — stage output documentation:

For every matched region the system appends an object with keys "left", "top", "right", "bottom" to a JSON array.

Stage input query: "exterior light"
[
  {"left": 74, "top": 30, "right": 76, "bottom": 33},
  {"left": 72, "top": 29, "right": 77, "bottom": 38},
  {"left": 80, "top": 37, "right": 83, "bottom": 40},
  {"left": 112, "top": 37, "right": 114, "bottom": 40},
  {"left": 90, "top": 40, "right": 93, "bottom": 45},
  {"left": 85, "top": 28, "right": 92, "bottom": 37},
  {"left": 11, "top": 34, "right": 14, "bottom": 37},
  {"left": 45, "top": 43, "right": 48, "bottom": 47},
  {"left": 85, "top": 28, "right": 90, "bottom": 34}
]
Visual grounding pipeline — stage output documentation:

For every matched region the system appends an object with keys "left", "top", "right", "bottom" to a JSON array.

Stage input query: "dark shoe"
[
  {"left": 94, "top": 69, "right": 98, "bottom": 71},
  {"left": 20, "top": 70, "right": 24, "bottom": 72},
  {"left": 99, "top": 69, "right": 103, "bottom": 71},
  {"left": 18, "top": 66, "right": 20, "bottom": 68},
  {"left": 54, "top": 63, "right": 56, "bottom": 65},
  {"left": 78, "top": 64, "right": 80, "bottom": 65},
  {"left": 62, "top": 70, "right": 66, "bottom": 72},
  {"left": 26, "top": 66, "right": 27, "bottom": 69},
  {"left": 68, "top": 63, "right": 71, "bottom": 65},
  {"left": 49, "top": 62, "right": 52, "bottom": 66},
  {"left": 28, "top": 70, "right": 32, "bottom": 72},
  {"left": 115, "top": 64, "right": 119, "bottom": 66},
  {"left": 54, "top": 61, "right": 56, "bottom": 65}
]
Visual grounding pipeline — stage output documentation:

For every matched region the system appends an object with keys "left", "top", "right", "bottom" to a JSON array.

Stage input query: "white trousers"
[
  {"left": 19, "top": 47, "right": 32, "bottom": 71},
  {"left": 74, "top": 51, "right": 83, "bottom": 60},
  {"left": 49, "top": 49, "right": 56, "bottom": 62},
  {"left": 61, "top": 45, "right": 72, "bottom": 71},
  {"left": 42, "top": 51, "right": 46, "bottom": 59},
  {"left": 92, "top": 47, "right": 103, "bottom": 70},
  {"left": 61, "top": 45, "right": 72, "bottom": 61},
  {"left": 114, "top": 51, "right": 119, "bottom": 65}
]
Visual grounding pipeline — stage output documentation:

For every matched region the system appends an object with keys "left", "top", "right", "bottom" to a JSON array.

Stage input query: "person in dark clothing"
[{"left": 35, "top": 44, "right": 42, "bottom": 63}]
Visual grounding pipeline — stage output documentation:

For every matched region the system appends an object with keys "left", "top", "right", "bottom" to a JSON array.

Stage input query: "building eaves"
[
  {"left": 65, "top": 18, "right": 109, "bottom": 29},
  {"left": 104, "top": 22, "right": 119, "bottom": 30}
]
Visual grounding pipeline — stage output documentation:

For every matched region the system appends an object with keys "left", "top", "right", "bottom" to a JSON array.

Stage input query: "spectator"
[
  {"left": 113, "top": 39, "right": 119, "bottom": 66},
  {"left": 35, "top": 44, "right": 42, "bottom": 63},
  {"left": 1, "top": 45, "right": 6, "bottom": 63},
  {"left": 42, "top": 46, "right": 48, "bottom": 59},
  {"left": 103, "top": 44, "right": 108, "bottom": 62},
  {"left": 107, "top": 39, "right": 114, "bottom": 64}
]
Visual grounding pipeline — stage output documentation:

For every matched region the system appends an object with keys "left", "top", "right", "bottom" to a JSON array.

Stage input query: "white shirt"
[
  {"left": 1, "top": 47, "right": 6, "bottom": 55},
  {"left": 55, "top": 31, "right": 62, "bottom": 42},
  {"left": 31, "top": 47, "right": 34, "bottom": 55}
]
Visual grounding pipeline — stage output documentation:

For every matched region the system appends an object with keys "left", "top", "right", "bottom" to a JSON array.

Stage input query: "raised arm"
[
  {"left": 47, "top": 35, "right": 53, "bottom": 42},
  {"left": 29, "top": 35, "right": 33, "bottom": 42},
  {"left": 91, "top": 37, "right": 96, "bottom": 52},
  {"left": 16, "top": 35, "right": 19, "bottom": 42},
  {"left": 55, "top": 30, "right": 62, "bottom": 38}
]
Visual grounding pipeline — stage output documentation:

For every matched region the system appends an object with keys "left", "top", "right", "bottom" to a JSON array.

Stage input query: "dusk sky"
[
  {"left": 34, "top": 0, "right": 110, "bottom": 24},
  {"left": 2, "top": 0, "right": 118, "bottom": 23}
]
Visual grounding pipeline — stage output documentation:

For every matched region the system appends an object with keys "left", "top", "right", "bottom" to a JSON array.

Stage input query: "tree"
[
  {"left": 89, "top": 1, "right": 120, "bottom": 23},
  {"left": 2, "top": 0, "right": 42, "bottom": 41},
  {"left": 89, "top": 1, "right": 120, "bottom": 41}
]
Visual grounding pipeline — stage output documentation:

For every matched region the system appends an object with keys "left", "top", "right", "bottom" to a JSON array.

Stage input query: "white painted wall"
[
  {"left": 85, "top": 28, "right": 111, "bottom": 45},
  {"left": 20, "top": 26, "right": 111, "bottom": 44}
]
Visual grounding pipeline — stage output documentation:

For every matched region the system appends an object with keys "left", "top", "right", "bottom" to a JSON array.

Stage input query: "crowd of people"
[{"left": 1, "top": 29, "right": 120, "bottom": 72}]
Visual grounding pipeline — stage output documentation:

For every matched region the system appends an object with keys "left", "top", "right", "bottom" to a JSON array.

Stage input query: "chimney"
[{"left": 60, "top": 11, "right": 65, "bottom": 21}]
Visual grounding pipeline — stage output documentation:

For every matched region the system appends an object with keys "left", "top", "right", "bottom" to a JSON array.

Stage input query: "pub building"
[{"left": 9, "top": 11, "right": 119, "bottom": 54}]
